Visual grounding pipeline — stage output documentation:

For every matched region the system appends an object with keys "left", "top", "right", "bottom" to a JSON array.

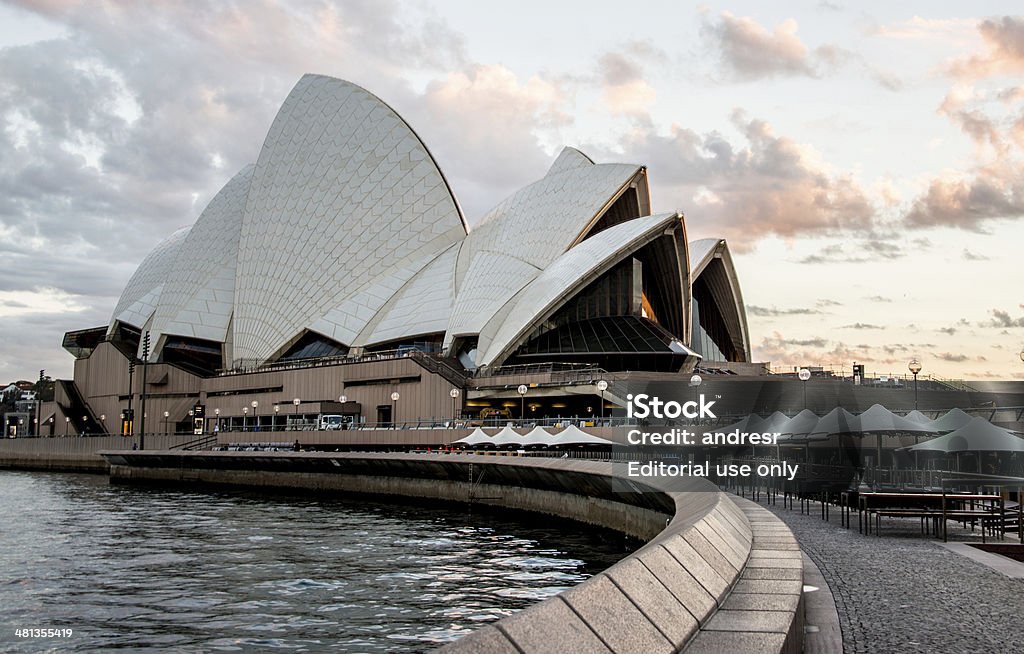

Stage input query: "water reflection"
[{"left": 0, "top": 472, "right": 631, "bottom": 652}]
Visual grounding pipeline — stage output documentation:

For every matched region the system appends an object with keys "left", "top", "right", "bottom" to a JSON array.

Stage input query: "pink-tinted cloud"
[{"left": 949, "top": 16, "right": 1024, "bottom": 78}]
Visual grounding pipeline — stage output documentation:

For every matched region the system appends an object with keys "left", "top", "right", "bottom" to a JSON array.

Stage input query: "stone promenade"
[{"left": 765, "top": 501, "right": 1024, "bottom": 654}]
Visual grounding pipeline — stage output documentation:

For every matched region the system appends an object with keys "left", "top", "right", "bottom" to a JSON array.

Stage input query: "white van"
[{"left": 318, "top": 414, "right": 348, "bottom": 430}]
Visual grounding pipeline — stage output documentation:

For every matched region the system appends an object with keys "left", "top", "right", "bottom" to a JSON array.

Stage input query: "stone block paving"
[{"left": 763, "top": 501, "right": 1024, "bottom": 654}]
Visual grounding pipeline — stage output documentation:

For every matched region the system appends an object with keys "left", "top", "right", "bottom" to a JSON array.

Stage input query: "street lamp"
[
  {"left": 908, "top": 358, "right": 922, "bottom": 410},
  {"left": 243, "top": 406, "right": 249, "bottom": 431},
  {"left": 214, "top": 408, "right": 220, "bottom": 433},
  {"left": 517, "top": 385, "right": 528, "bottom": 424},
  {"left": 251, "top": 400, "right": 259, "bottom": 431},
  {"left": 293, "top": 397, "right": 301, "bottom": 430},
  {"left": 390, "top": 391, "right": 400, "bottom": 428},
  {"left": 689, "top": 375, "right": 702, "bottom": 423},
  {"left": 449, "top": 388, "right": 460, "bottom": 425},
  {"left": 163, "top": 410, "right": 170, "bottom": 436},
  {"left": 64, "top": 416, "right": 69, "bottom": 436},
  {"left": 798, "top": 368, "right": 811, "bottom": 410},
  {"left": 273, "top": 404, "right": 280, "bottom": 431},
  {"left": 596, "top": 380, "right": 608, "bottom": 423}
]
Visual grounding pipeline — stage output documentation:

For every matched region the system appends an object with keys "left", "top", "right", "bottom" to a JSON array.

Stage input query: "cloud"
[
  {"left": 839, "top": 323, "right": 885, "bottom": 330},
  {"left": 938, "top": 327, "right": 957, "bottom": 335},
  {"left": 816, "top": 298, "right": 842, "bottom": 307},
  {"left": 864, "top": 295, "right": 892, "bottom": 303},
  {"left": 596, "top": 45, "right": 662, "bottom": 117},
  {"left": 949, "top": 16, "right": 1024, "bottom": 79},
  {"left": 985, "top": 309, "right": 1024, "bottom": 328},
  {"left": 746, "top": 305, "right": 822, "bottom": 317},
  {"left": 903, "top": 172, "right": 1024, "bottom": 229},
  {"left": 962, "top": 248, "right": 990, "bottom": 260},
  {"left": 600, "top": 111, "right": 874, "bottom": 246},
  {"left": 935, "top": 352, "right": 969, "bottom": 362},
  {"left": 701, "top": 12, "right": 844, "bottom": 80}
]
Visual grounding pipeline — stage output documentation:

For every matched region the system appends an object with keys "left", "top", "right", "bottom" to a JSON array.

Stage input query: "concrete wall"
[
  {"left": 0, "top": 434, "right": 197, "bottom": 472},
  {"left": 99, "top": 451, "right": 803, "bottom": 653}
]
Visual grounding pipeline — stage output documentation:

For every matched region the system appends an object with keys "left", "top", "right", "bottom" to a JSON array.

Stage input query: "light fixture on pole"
[
  {"left": 251, "top": 400, "right": 259, "bottom": 431},
  {"left": 292, "top": 397, "right": 301, "bottom": 430},
  {"left": 243, "top": 406, "right": 248, "bottom": 431},
  {"left": 517, "top": 385, "right": 528, "bottom": 424},
  {"left": 596, "top": 380, "right": 608, "bottom": 423},
  {"left": 449, "top": 388, "right": 460, "bottom": 424},
  {"left": 99, "top": 415, "right": 105, "bottom": 434},
  {"left": 64, "top": 416, "right": 69, "bottom": 436},
  {"left": 163, "top": 410, "right": 170, "bottom": 436},
  {"left": 689, "top": 374, "right": 702, "bottom": 421},
  {"left": 798, "top": 368, "right": 811, "bottom": 410},
  {"left": 273, "top": 404, "right": 280, "bottom": 431},
  {"left": 390, "top": 391, "right": 400, "bottom": 428},
  {"left": 214, "top": 408, "right": 220, "bottom": 433},
  {"left": 908, "top": 358, "right": 922, "bottom": 410}
]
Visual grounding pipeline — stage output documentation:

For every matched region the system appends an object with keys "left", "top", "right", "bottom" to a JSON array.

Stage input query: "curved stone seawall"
[{"left": 100, "top": 451, "right": 803, "bottom": 653}]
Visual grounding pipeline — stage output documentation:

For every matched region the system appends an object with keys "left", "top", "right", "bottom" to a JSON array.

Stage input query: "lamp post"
[
  {"left": 243, "top": 406, "right": 248, "bottom": 431},
  {"left": 798, "top": 368, "right": 811, "bottom": 410},
  {"left": 139, "top": 331, "right": 150, "bottom": 450},
  {"left": 64, "top": 416, "right": 69, "bottom": 436},
  {"left": 596, "top": 380, "right": 608, "bottom": 424},
  {"left": 99, "top": 415, "right": 105, "bottom": 435},
  {"left": 390, "top": 391, "right": 400, "bottom": 428},
  {"left": 517, "top": 385, "right": 528, "bottom": 425},
  {"left": 126, "top": 360, "right": 135, "bottom": 437},
  {"left": 35, "top": 369, "right": 44, "bottom": 437},
  {"left": 293, "top": 397, "right": 301, "bottom": 430},
  {"left": 251, "top": 400, "right": 259, "bottom": 431},
  {"left": 449, "top": 388, "right": 460, "bottom": 425},
  {"left": 273, "top": 404, "right": 280, "bottom": 431},
  {"left": 163, "top": 410, "right": 170, "bottom": 436},
  {"left": 214, "top": 408, "right": 220, "bottom": 433},
  {"left": 909, "top": 358, "right": 922, "bottom": 410}
]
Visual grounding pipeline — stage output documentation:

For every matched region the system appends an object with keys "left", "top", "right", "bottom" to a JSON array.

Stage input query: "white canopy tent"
[
  {"left": 452, "top": 427, "right": 494, "bottom": 448},
  {"left": 549, "top": 424, "right": 615, "bottom": 446}
]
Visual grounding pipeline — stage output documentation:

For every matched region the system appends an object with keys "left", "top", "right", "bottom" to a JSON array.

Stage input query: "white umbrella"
[
  {"left": 906, "top": 417, "right": 1024, "bottom": 453},
  {"left": 519, "top": 426, "right": 553, "bottom": 448},
  {"left": 903, "top": 410, "right": 933, "bottom": 425},
  {"left": 491, "top": 425, "right": 524, "bottom": 448},
  {"left": 549, "top": 424, "right": 615, "bottom": 446},
  {"left": 720, "top": 413, "right": 767, "bottom": 433},
  {"left": 760, "top": 411, "right": 791, "bottom": 433},
  {"left": 452, "top": 427, "right": 494, "bottom": 448},
  {"left": 776, "top": 409, "right": 819, "bottom": 442},
  {"left": 928, "top": 408, "right": 974, "bottom": 433},
  {"left": 810, "top": 407, "right": 860, "bottom": 437},
  {"left": 857, "top": 404, "right": 934, "bottom": 434}
]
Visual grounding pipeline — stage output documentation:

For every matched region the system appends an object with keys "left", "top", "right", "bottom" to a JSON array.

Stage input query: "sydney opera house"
[{"left": 53, "top": 74, "right": 752, "bottom": 437}]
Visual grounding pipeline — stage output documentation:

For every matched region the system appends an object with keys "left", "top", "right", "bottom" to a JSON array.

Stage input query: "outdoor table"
[{"left": 856, "top": 492, "right": 1003, "bottom": 540}]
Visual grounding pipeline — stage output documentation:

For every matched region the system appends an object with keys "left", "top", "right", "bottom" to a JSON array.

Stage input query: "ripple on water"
[{"left": 0, "top": 471, "right": 631, "bottom": 652}]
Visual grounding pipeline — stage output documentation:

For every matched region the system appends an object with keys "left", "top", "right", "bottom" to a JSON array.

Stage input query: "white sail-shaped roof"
[
  {"left": 446, "top": 153, "right": 645, "bottom": 346},
  {"left": 109, "top": 226, "right": 190, "bottom": 336},
  {"left": 231, "top": 74, "right": 467, "bottom": 365},
  {"left": 477, "top": 213, "right": 683, "bottom": 367},
  {"left": 148, "top": 165, "right": 253, "bottom": 353}
]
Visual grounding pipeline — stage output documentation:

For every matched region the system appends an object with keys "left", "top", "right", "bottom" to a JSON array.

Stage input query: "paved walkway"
[{"left": 763, "top": 500, "right": 1024, "bottom": 654}]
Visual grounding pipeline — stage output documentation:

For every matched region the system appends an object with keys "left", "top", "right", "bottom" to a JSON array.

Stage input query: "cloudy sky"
[{"left": 1, "top": 1, "right": 1022, "bottom": 383}]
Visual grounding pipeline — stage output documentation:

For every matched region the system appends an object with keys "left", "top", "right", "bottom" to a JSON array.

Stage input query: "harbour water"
[{"left": 0, "top": 472, "right": 631, "bottom": 652}]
